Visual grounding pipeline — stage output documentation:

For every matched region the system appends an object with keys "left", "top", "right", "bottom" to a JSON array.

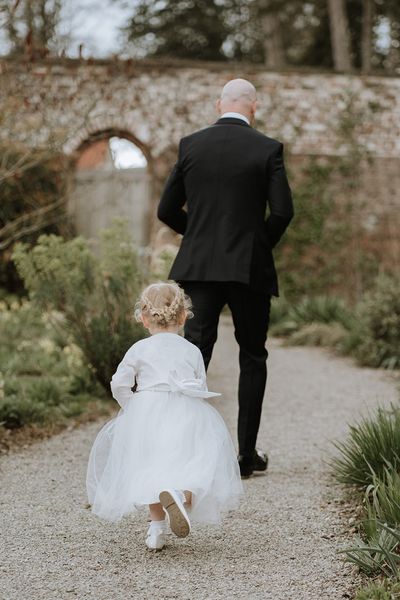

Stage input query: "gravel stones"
[{"left": 0, "top": 316, "right": 398, "bottom": 599}]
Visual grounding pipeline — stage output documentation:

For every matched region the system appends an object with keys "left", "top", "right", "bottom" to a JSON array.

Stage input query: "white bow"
[{"left": 167, "top": 370, "right": 221, "bottom": 398}]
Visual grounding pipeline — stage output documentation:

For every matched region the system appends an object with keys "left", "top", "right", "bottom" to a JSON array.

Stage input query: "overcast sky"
[
  {"left": 0, "top": 0, "right": 133, "bottom": 57},
  {"left": 58, "top": 0, "right": 132, "bottom": 57}
]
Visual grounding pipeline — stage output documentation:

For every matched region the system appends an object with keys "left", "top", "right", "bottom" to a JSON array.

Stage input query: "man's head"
[{"left": 216, "top": 78, "right": 257, "bottom": 124}]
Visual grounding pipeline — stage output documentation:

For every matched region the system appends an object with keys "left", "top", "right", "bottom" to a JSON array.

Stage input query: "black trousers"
[{"left": 181, "top": 281, "right": 271, "bottom": 458}]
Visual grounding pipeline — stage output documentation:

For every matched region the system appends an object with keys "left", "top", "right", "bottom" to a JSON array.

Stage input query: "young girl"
[{"left": 86, "top": 282, "right": 243, "bottom": 550}]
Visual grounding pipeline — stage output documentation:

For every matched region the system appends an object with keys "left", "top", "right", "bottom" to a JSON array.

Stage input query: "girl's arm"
[{"left": 110, "top": 347, "right": 137, "bottom": 409}]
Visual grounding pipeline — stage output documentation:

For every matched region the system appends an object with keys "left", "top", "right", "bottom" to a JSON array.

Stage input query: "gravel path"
[{"left": 1, "top": 317, "right": 399, "bottom": 600}]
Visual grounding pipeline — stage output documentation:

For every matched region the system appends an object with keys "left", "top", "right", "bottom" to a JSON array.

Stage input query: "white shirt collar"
[{"left": 220, "top": 112, "right": 250, "bottom": 125}]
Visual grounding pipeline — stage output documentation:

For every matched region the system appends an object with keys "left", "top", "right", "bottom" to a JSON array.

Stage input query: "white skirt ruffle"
[{"left": 86, "top": 386, "right": 243, "bottom": 524}]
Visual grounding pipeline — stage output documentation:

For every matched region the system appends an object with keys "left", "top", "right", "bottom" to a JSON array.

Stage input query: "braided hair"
[{"left": 135, "top": 282, "right": 193, "bottom": 328}]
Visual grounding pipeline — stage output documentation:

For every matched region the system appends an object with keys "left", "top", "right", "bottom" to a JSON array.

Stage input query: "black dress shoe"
[
  {"left": 253, "top": 449, "right": 268, "bottom": 472},
  {"left": 238, "top": 449, "right": 269, "bottom": 479},
  {"left": 238, "top": 455, "right": 254, "bottom": 479}
]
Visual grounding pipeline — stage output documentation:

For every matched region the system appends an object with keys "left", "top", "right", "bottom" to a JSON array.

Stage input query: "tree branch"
[{"left": 0, "top": 197, "right": 67, "bottom": 250}]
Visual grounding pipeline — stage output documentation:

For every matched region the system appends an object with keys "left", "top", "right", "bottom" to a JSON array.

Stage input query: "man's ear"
[
  {"left": 249, "top": 100, "right": 257, "bottom": 121},
  {"left": 216, "top": 98, "right": 221, "bottom": 114}
]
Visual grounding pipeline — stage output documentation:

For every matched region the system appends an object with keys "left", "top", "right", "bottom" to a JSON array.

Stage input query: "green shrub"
[
  {"left": 285, "top": 322, "right": 348, "bottom": 347},
  {"left": 0, "top": 295, "right": 106, "bottom": 429},
  {"left": 269, "top": 295, "right": 353, "bottom": 337},
  {"left": 28, "top": 378, "right": 64, "bottom": 406},
  {"left": 0, "top": 389, "right": 92, "bottom": 429},
  {"left": 291, "top": 295, "right": 353, "bottom": 327},
  {"left": 347, "top": 468, "right": 400, "bottom": 578},
  {"left": 353, "top": 275, "right": 400, "bottom": 369},
  {"left": 340, "top": 522, "right": 400, "bottom": 577},
  {"left": 12, "top": 220, "right": 146, "bottom": 390},
  {"left": 365, "top": 468, "right": 400, "bottom": 530},
  {"left": 269, "top": 296, "right": 290, "bottom": 328},
  {"left": 355, "top": 578, "right": 400, "bottom": 599},
  {"left": 150, "top": 244, "right": 178, "bottom": 280},
  {"left": 0, "top": 395, "right": 53, "bottom": 428},
  {"left": 332, "top": 406, "right": 400, "bottom": 486}
]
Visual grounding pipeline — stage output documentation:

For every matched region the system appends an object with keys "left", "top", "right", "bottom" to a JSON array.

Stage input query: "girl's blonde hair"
[{"left": 134, "top": 282, "right": 193, "bottom": 328}]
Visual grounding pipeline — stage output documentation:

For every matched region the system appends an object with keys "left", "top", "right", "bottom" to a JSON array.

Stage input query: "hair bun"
[{"left": 134, "top": 282, "right": 193, "bottom": 328}]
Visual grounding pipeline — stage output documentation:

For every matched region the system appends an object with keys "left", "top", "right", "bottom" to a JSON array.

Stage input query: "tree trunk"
[
  {"left": 327, "top": 0, "right": 352, "bottom": 72},
  {"left": 260, "top": 1, "right": 285, "bottom": 69},
  {"left": 361, "top": 0, "right": 374, "bottom": 73}
]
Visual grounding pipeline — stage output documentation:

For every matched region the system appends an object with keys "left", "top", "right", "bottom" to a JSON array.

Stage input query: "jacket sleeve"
[
  {"left": 110, "top": 346, "right": 137, "bottom": 409},
  {"left": 265, "top": 143, "right": 294, "bottom": 249},
  {"left": 157, "top": 140, "right": 187, "bottom": 235}
]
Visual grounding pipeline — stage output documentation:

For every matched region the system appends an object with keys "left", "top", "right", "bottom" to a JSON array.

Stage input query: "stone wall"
[
  {"left": 1, "top": 58, "right": 400, "bottom": 159},
  {"left": 1, "top": 57, "right": 399, "bottom": 279}
]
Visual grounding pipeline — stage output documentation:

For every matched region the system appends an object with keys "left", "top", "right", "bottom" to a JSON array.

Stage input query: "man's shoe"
[
  {"left": 159, "top": 489, "right": 191, "bottom": 538},
  {"left": 238, "top": 449, "right": 269, "bottom": 478},
  {"left": 253, "top": 449, "right": 268, "bottom": 472},
  {"left": 238, "top": 455, "right": 254, "bottom": 479}
]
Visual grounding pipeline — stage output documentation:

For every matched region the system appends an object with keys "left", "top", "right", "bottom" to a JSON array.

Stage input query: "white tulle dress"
[{"left": 86, "top": 332, "right": 243, "bottom": 524}]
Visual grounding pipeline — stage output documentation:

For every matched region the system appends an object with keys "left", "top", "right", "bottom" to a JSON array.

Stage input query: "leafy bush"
[
  {"left": 341, "top": 470, "right": 400, "bottom": 577},
  {"left": 269, "top": 278, "right": 400, "bottom": 372},
  {"left": 332, "top": 406, "right": 400, "bottom": 486},
  {"left": 150, "top": 244, "right": 178, "bottom": 280},
  {"left": 352, "top": 275, "right": 400, "bottom": 369},
  {"left": 365, "top": 468, "right": 400, "bottom": 530},
  {"left": 269, "top": 295, "right": 354, "bottom": 337},
  {"left": 0, "top": 297, "right": 105, "bottom": 429},
  {"left": 13, "top": 221, "right": 146, "bottom": 390},
  {"left": 355, "top": 578, "right": 400, "bottom": 599},
  {"left": 285, "top": 322, "right": 348, "bottom": 347},
  {"left": 0, "top": 388, "right": 95, "bottom": 429},
  {"left": 334, "top": 381, "right": 400, "bottom": 593},
  {"left": 0, "top": 395, "right": 50, "bottom": 429},
  {"left": 344, "top": 484, "right": 400, "bottom": 577},
  {"left": 269, "top": 296, "right": 290, "bottom": 328},
  {"left": 341, "top": 521, "right": 400, "bottom": 577}
]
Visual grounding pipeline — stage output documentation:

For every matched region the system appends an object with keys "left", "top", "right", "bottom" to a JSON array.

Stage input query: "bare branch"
[{"left": 0, "top": 197, "right": 67, "bottom": 250}]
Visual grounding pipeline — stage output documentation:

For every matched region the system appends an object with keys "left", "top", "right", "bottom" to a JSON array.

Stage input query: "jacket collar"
[{"left": 214, "top": 117, "right": 251, "bottom": 127}]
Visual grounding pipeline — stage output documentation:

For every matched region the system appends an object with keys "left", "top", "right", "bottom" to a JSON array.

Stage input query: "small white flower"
[{"left": 38, "top": 338, "right": 57, "bottom": 353}]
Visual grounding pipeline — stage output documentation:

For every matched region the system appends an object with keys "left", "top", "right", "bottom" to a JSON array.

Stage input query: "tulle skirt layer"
[{"left": 86, "top": 390, "right": 243, "bottom": 524}]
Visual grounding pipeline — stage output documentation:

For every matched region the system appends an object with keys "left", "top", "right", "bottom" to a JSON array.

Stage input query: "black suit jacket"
[{"left": 157, "top": 117, "right": 294, "bottom": 296}]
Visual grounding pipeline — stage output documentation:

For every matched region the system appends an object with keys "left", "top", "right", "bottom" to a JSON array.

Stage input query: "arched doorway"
[{"left": 70, "top": 132, "right": 151, "bottom": 247}]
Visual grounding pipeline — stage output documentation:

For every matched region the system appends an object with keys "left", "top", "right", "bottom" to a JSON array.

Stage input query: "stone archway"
[{"left": 68, "top": 129, "right": 152, "bottom": 247}]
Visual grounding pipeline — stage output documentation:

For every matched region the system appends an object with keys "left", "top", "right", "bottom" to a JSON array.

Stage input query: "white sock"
[
  {"left": 149, "top": 519, "right": 166, "bottom": 531},
  {"left": 176, "top": 490, "right": 186, "bottom": 504}
]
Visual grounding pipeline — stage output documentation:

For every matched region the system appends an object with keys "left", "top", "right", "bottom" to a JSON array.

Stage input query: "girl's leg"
[
  {"left": 149, "top": 502, "right": 165, "bottom": 521},
  {"left": 146, "top": 503, "right": 166, "bottom": 550},
  {"left": 183, "top": 490, "right": 192, "bottom": 507}
]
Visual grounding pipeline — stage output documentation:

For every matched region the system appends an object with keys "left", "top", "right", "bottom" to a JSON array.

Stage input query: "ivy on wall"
[{"left": 276, "top": 90, "right": 386, "bottom": 304}]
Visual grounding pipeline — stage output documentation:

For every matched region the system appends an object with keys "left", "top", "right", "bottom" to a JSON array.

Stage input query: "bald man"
[{"left": 157, "top": 78, "right": 294, "bottom": 478}]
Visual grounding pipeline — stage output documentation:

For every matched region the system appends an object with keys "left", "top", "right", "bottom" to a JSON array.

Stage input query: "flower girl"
[{"left": 86, "top": 282, "right": 243, "bottom": 550}]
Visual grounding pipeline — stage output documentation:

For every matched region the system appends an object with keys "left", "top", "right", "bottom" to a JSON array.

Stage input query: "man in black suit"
[{"left": 157, "top": 79, "right": 294, "bottom": 478}]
